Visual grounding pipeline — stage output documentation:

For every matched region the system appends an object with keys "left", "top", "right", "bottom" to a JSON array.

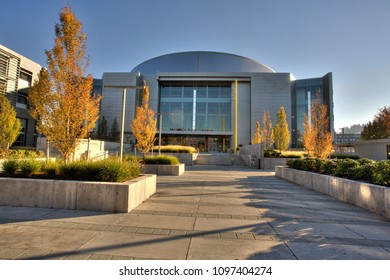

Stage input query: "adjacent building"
[
  {"left": 99, "top": 51, "right": 334, "bottom": 152},
  {"left": 0, "top": 45, "right": 41, "bottom": 147}
]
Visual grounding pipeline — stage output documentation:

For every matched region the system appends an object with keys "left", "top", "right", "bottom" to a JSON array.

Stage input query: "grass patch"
[{"left": 144, "top": 155, "right": 180, "bottom": 165}]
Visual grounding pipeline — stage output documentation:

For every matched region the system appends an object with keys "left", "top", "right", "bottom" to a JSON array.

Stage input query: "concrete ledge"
[
  {"left": 275, "top": 166, "right": 390, "bottom": 219},
  {"left": 143, "top": 164, "right": 185, "bottom": 176},
  {"left": 0, "top": 174, "right": 156, "bottom": 213},
  {"left": 262, "top": 158, "right": 288, "bottom": 170},
  {"left": 156, "top": 153, "right": 198, "bottom": 166}
]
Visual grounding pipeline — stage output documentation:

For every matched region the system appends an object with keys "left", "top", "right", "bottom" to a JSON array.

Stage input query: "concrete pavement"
[{"left": 1, "top": 165, "right": 390, "bottom": 260}]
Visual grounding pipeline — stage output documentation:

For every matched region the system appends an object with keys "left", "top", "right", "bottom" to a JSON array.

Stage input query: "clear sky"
[{"left": 1, "top": 0, "right": 389, "bottom": 131}]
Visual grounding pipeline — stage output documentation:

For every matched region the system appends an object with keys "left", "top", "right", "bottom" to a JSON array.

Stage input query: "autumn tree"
[
  {"left": 131, "top": 83, "right": 157, "bottom": 157},
  {"left": 251, "top": 121, "right": 261, "bottom": 144},
  {"left": 261, "top": 111, "right": 274, "bottom": 149},
  {"left": 273, "top": 106, "right": 290, "bottom": 151},
  {"left": 302, "top": 94, "right": 333, "bottom": 159},
  {"left": 361, "top": 106, "right": 390, "bottom": 140},
  {"left": 0, "top": 94, "right": 21, "bottom": 157},
  {"left": 28, "top": 5, "right": 101, "bottom": 161}
]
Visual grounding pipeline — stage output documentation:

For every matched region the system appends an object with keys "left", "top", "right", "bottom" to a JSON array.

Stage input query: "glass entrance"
[{"left": 161, "top": 135, "right": 231, "bottom": 153}]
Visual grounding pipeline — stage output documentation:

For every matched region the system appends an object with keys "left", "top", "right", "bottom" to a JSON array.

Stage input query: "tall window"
[{"left": 13, "top": 118, "right": 27, "bottom": 146}]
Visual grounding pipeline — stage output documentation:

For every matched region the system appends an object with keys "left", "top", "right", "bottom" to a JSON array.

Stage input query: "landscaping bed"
[
  {"left": 142, "top": 155, "right": 185, "bottom": 176},
  {"left": 286, "top": 158, "right": 389, "bottom": 187},
  {"left": 0, "top": 157, "right": 156, "bottom": 213},
  {"left": 1, "top": 158, "right": 141, "bottom": 182},
  {"left": 151, "top": 145, "right": 198, "bottom": 166}
]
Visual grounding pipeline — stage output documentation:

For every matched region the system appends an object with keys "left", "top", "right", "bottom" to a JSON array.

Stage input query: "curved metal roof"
[{"left": 131, "top": 51, "right": 275, "bottom": 74}]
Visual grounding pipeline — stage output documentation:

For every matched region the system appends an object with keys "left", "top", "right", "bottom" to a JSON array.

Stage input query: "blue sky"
[{"left": 1, "top": 0, "right": 389, "bottom": 131}]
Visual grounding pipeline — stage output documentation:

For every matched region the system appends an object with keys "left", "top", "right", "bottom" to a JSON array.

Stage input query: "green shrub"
[
  {"left": 97, "top": 159, "right": 140, "bottom": 182},
  {"left": 59, "top": 161, "right": 86, "bottom": 179},
  {"left": 2, "top": 159, "right": 19, "bottom": 175},
  {"left": 334, "top": 159, "right": 359, "bottom": 177},
  {"left": 264, "top": 150, "right": 281, "bottom": 158},
  {"left": 301, "top": 158, "right": 318, "bottom": 172},
  {"left": 144, "top": 155, "right": 180, "bottom": 165},
  {"left": 41, "top": 161, "right": 60, "bottom": 177},
  {"left": 319, "top": 159, "right": 338, "bottom": 174},
  {"left": 357, "top": 158, "right": 376, "bottom": 166},
  {"left": 152, "top": 145, "right": 196, "bottom": 154},
  {"left": 330, "top": 153, "right": 360, "bottom": 160},
  {"left": 19, "top": 160, "right": 41, "bottom": 175},
  {"left": 350, "top": 164, "right": 375, "bottom": 182},
  {"left": 286, "top": 159, "right": 303, "bottom": 169},
  {"left": 372, "top": 161, "right": 390, "bottom": 187},
  {"left": 58, "top": 159, "right": 141, "bottom": 182}
]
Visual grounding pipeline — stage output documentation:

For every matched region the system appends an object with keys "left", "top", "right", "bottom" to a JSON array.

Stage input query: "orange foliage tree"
[
  {"left": 302, "top": 94, "right": 333, "bottom": 159},
  {"left": 251, "top": 121, "right": 261, "bottom": 144},
  {"left": 28, "top": 5, "right": 101, "bottom": 161},
  {"left": 261, "top": 111, "right": 274, "bottom": 149},
  {"left": 131, "top": 83, "right": 157, "bottom": 157}
]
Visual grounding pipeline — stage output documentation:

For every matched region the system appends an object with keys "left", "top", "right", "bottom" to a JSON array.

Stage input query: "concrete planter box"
[
  {"left": 0, "top": 174, "right": 156, "bottom": 213},
  {"left": 158, "top": 153, "right": 198, "bottom": 166},
  {"left": 275, "top": 166, "right": 390, "bottom": 219},
  {"left": 143, "top": 163, "right": 185, "bottom": 176}
]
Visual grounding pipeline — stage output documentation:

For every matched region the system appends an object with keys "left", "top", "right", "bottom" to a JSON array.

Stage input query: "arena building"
[{"left": 99, "top": 51, "right": 333, "bottom": 151}]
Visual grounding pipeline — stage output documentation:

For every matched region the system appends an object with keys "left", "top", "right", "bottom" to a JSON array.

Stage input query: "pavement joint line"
[
  {"left": 146, "top": 199, "right": 252, "bottom": 207},
  {"left": 19, "top": 220, "right": 279, "bottom": 241},
  {"left": 9, "top": 212, "right": 387, "bottom": 229},
  {"left": 132, "top": 210, "right": 265, "bottom": 220}
]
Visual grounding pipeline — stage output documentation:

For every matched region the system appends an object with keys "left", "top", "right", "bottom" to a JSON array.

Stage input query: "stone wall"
[
  {"left": 0, "top": 174, "right": 156, "bottom": 213},
  {"left": 275, "top": 166, "right": 390, "bottom": 219}
]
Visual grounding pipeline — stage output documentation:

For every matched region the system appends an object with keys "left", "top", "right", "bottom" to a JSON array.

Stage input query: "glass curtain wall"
[
  {"left": 292, "top": 78, "right": 323, "bottom": 147},
  {"left": 159, "top": 82, "right": 231, "bottom": 133}
]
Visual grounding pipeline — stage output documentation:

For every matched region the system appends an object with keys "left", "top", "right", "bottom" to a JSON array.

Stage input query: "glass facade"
[
  {"left": 291, "top": 73, "right": 333, "bottom": 148},
  {"left": 161, "top": 135, "right": 231, "bottom": 152},
  {"left": 13, "top": 118, "right": 27, "bottom": 146},
  {"left": 159, "top": 82, "right": 231, "bottom": 133}
]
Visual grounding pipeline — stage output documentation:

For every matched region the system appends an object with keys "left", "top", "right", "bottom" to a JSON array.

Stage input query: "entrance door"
[{"left": 210, "top": 142, "right": 218, "bottom": 152}]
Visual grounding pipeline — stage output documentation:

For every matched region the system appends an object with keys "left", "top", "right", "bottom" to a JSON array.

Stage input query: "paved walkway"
[{"left": 1, "top": 165, "right": 390, "bottom": 260}]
